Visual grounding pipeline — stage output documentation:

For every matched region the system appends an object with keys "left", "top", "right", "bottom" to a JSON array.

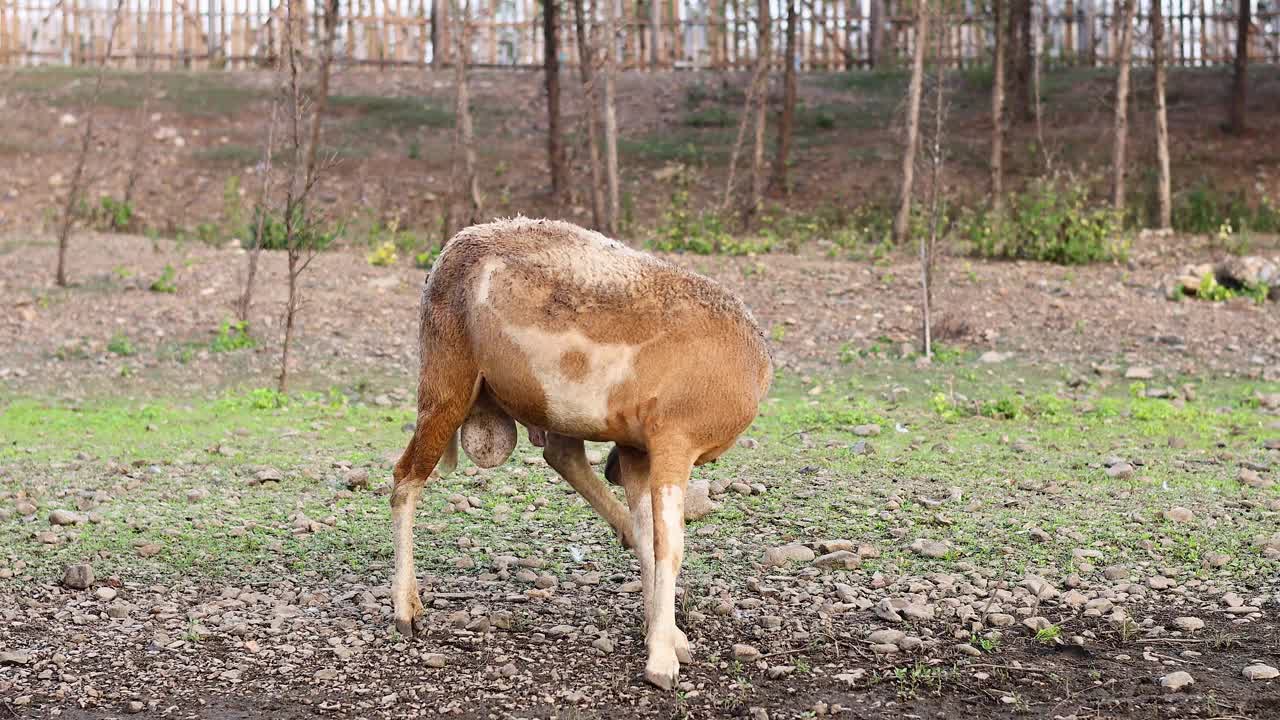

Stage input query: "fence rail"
[{"left": 0, "top": 0, "right": 1276, "bottom": 71}]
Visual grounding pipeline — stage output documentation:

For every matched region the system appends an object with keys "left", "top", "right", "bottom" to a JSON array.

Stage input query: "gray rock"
[
  {"left": 1172, "top": 617, "right": 1204, "bottom": 632},
  {"left": 49, "top": 509, "right": 82, "bottom": 526},
  {"left": 0, "top": 650, "right": 33, "bottom": 665},
  {"left": 1243, "top": 664, "right": 1279, "bottom": 681},
  {"left": 813, "top": 550, "right": 860, "bottom": 570},
  {"left": 684, "top": 480, "right": 715, "bottom": 521},
  {"left": 1160, "top": 671, "right": 1194, "bottom": 691},
  {"left": 852, "top": 424, "right": 881, "bottom": 437},
  {"left": 732, "top": 643, "right": 761, "bottom": 661},
  {"left": 763, "top": 543, "right": 815, "bottom": 567},
  {"left": 62, "top": 563, "right": 94, "bottom": 589},
  {"left": 908, "top": 538, "right": 949, "bottom": 558},
  {"left": 424, "top": 653, "right": 446, "bottom": 669}
]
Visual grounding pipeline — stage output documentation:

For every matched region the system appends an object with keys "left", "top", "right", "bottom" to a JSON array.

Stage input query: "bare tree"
[
  {"left": 277, "top": 0, "right": 340, "bottom": 394},
  {"left": 770, "top": 0, "right": 797, "bottom": 194},
  {"left": 922, "top": 2, "right": 946, "bottom": 359},
  {"left": 722, "top": 0, "right": 769, "bottom": 215},
  {"left": 444, "top": 0, "right": 481, "bottom": 242},
  {"left": 236, "top": 97, "right": 280, "bottom": 325},
  {"left": 744, "top": 0, "right": 772, "bottom": 224},
  {"left": 573, "top": 0, "right": 605, "bottom": 228},
  {"left": 432, "top": 0, "right": 450, "bottom": 68},
  {"left": 122, "top": 35, "right": 159, "bottom": 213},
  {"left": 1031, "top": 0, "right": 1047, "bottom": 170},
  {"left": 54, "top": 0, "right": 127, "bottom": 287},
  {"left": 1110, "top": 0, "right": 1135, "bottom": 212},
  {"left": 543, "top": 0, "right": 568, "bottom": 201},
  {"left": 893, "top": 0, "right": 929, "bottom": 244},
  {"left": 601, "top": 0, "right": 620, "bottom": 233},
  {"left": 1227, "top": 0, "right": 1249, "bottom": 134},
  {"left": 1152, "top": 0, "right": 1171, "bottom": 228},
  {"left": 868, "top": 0, "right": 885, "bottom": 67},
  {"left": 990, "top": 0, "right": 1005, "bottom": 210}
]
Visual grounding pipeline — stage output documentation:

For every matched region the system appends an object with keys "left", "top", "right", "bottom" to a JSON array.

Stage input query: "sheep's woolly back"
[{"left": 423, "top": 217, "right": 770, "bottom": 357}]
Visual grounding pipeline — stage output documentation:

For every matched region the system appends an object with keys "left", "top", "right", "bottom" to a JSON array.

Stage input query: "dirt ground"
[
  {"left": 2, "top": 65, "right": 1278, "bottom": 239},
  {"left": 2, "top": 230, "right": 1278, "bottom": 392}
]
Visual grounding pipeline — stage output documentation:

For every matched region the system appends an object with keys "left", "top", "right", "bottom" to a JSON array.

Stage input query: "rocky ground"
[{"left": 2, "top": 232, "right": 1280, "bottom": 718}]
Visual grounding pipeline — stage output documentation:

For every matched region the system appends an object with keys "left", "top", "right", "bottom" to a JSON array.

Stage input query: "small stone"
[
  {"left": 1243, "top": 664, "right": 1279, "bottom": 681},
  {"left": 1106, "top": 463, "right": 1134, "bottom": 479},
  {"left": 62, "top": 563, "right": 94, "bottom": 589},
  {"left": 48, "top": 509, "right": 81, "bottom": 526},
  {"left": 137, "top": 543, "right": 162, "bottom": 558},
  {"left": 254, "top": 467, "right": 283, "bottom": 484},
  {"left": 1125, "top": 366, "right": 1154, "bottom": 380},
  {"left": 1163, "top": 507, "right": 1195, "bottom": 523},
  {"left": 1172, "top": 617, "right": 1204, "bottom": 632},
  {"left": 852, "top": 424, "right": 881, "bottom": 437},
  {"left": 956, "top": 643, "right": 982, "bottom": 657},
  {"left": 1202, "top": 552, "right": 1231, "bottom": 568},
  {"left": 592, "top": 637, "right": 614, "bottom": 654},
  {"left": 733, "top": 644, "right": 761, "bottom": 661},
  {"left": 95, "top": 586, "right": 118, "bottom": 602},
  {"left": 867, "top": 629, "right": 905, "bottom": 645},
  {"left": 1103, "top": 565, "right": 1129, "bottom": 581},
  {"left": 125, "top": 700, "right": 146, "bottom": 713},
  {"left": 986, "top": 613, "right": 1015, "bottom": 627},
  {"left": 1147, "top": 575, "right": 1175, "bottom": 590},
  {"left": 767, "top": 665, "right": 795, "bottom": 679},
  {"left": 0, "top": 650, "right": 33, "bottom": 665},
  {"left": 813, "top": 550, "right": 860, "bottom": 570},
  {"left": 344, "top": 469, "right": 370, "bottom": 490},
  {"left": 1160, "top": 671, "right": 1194, "bottom": 691},
  {"left": 908, "top": 538, "right": 949, "bottom": 558},
  {"left": 424, "top": 653, "right": 446, "bottom": 669},
  {"left": 763, "top": 543, "right": 815, "bottom": 567},
  {"left": 684, "top": 480, "right": 715, "bottom": 521},
  {"left": 186, "top": 488, "right": 209, "bottom": 503},
  {"left": 1239, "top": 468, "right": 1274, "bottom": 489}
]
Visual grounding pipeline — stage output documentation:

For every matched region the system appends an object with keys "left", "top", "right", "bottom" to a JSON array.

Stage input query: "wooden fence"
[{"left": 0, "top": 0, "right": 1276, "bottom": 70}]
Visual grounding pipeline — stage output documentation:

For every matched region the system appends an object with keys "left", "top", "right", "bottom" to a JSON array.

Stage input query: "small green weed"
[
  {"left": 106, "top": 334, "right": 136, "bottom": 356},
  {"left": 149, "top": 264, "right": 177, "bottom": 293},
  {"left": 367, "top": 241, "right": 398, "bottom": 266},
  {"left": 210, "top": 320, "right": 255, "bottom": 353}
]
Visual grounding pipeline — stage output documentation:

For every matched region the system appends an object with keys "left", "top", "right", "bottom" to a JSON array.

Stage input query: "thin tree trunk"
[
  {"left": 602, "top": 0, "right": 620, "bottom": 233},
  {"left": 893, "top": 0, "right": 928, "bottom": 244},
  {"left": 573, "top": 0, "right": 605, "bottom": 228},
  {"left": 744, "top": 0, "right": 771, "bottom": 225},
  {"left": 55, "top": 0, "right": 127, "bottom": 287},
  {"left": 433, "top": 0, "right": 449, "bottom": 68},
  {"left": 923, "top": 2, "right": 945, "bottom": 359},
  {"left": 770, "top": 0, "right": 797, "bottom": 194},
  {"left": 1110, "top": 0, "right": 1135, "bottom": 212},
  {"left": 123, "top": 47, "right": 158, "bottom": 211},
  {"left": 1007, "top": 0, "right": 1031, "bottom": 122},
  {"left": 990, "top": 0, "right": 1005, "bottom": 210},
  {"left": 1227, "top": 0, "right": 1248, "bottom": 134},
  {"left": 237, "top": 97, "right": 279, "bottom": 325},
  {"left": 868, "top": 0, "right": 884, "bottom": 67},
  {"left": 1153, "top": 0, "right": 1170, "bottom": 229},
  {"left": 543, "top": 0, "right": 567, "bottom": 200},
  {"left": 649, "top": 0, "right": 661, "bottom": 67},
  {"left": 722, "top": 71, "right": 761, "bottom": 213},
  {"left": 449, "top": 0, "right": 481, "bottom": 238},
  {"left": 1031, "top": 0, "right": 1047, "bottom": 170},
  {"left": 278, "top": 0, "right": 339, "bottom": 395}
]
